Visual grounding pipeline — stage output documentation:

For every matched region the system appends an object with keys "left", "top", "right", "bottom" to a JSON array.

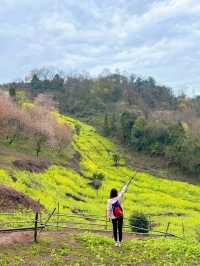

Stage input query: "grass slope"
[
  {"left": 0, "top": 114, "right": 200, "bottom": 241},
  {"left": 0, "top": 231, "right": 200, "bottom": 266}
]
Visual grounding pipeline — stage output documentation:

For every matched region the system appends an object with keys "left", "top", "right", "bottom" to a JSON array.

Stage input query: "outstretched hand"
[{"left": 127, "top": 175, "right": 137, "bottom": 187}]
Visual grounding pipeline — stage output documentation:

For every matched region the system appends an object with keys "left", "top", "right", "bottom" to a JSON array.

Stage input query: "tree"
[
  {"left": 90, "top": 172, "right": 105, "bottom": 196},
  {"left": 0, "top": 96, "right": 13, "bottom": 136},
  {"left": 34, "top": 129, "right": 49, "bottom": 157},
  {"left": 31, "top": 74, "right": 41, "bottom": 90},
  {"left": 9, "top": 86, "right": 16, "bottom": 98},
  {"left": 26, "top": 103, "right": 71, "bottom": 158},
  {"left": 110, "top": 112, "right": 117, "bottom": 136},
  {"left": 120, "top": 112, "right": 137, "bottom": 144},
  {"left": 0, "top": 96, "right": 27, "bottom": 143},
  {"left": 75, "top": 124, "right": 81, "bottom": 136},
  {"left": 34, "top": 94, "right": 57, "bottom": 111},
  {"left": 131, "top": 116, "right": 147, "bottom": 151},
  {"left": 54, "top": 122, "right": 71, "bottom": 154},
  {"left": 103, "top": 113, "right": 110, "bottom": 136},
  {"left": 112, "top": 153, "right": 120, "bottom": 167},
  {"left": 168, "top": 122, "right": 185, "bottom": 145},
  {"left": 25, "top": 107, "right": 54, "bottom": 157},
  {"left": 90, "top": 179, "right": 102, "bottom": 196},
  {"left": 51, "top": 74, "right": 64, "bottom": 90},
  {"left": 0, "top": 94, "right": 71, "bottom": 158},
  {"left": 6, "top": 116, "right": 23, "bottom": 144}
]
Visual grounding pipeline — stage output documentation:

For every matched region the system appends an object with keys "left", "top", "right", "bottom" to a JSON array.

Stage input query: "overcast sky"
[{"left": 0, "top": 0, "right": 200, "bottom": 95}]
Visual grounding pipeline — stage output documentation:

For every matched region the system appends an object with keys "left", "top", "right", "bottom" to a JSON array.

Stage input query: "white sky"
[{"left": 0, "top": 0, "right": 200, "bottom": 95}]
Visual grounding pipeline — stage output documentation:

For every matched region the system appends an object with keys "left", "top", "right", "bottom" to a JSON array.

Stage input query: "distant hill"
[{"left": 2, "top": 71, "right": 200, "bottom": 179}]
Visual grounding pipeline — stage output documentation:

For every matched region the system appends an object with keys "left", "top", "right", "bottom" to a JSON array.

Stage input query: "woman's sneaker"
[
  {"left": 115, "top": 242, "right": 119, "bottom": 247},
  {"left": 118, "top": 242, "right": 121, "bottom": 247}
]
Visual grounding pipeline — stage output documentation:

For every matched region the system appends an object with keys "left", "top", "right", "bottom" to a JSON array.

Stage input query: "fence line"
[{"left": 0, "top": 207, "right": 185, "bottom": 241}]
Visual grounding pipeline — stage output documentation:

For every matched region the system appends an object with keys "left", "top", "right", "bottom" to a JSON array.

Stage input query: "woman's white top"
[{"left": 106, "top": 185, "right": 128, "bottom": 220}]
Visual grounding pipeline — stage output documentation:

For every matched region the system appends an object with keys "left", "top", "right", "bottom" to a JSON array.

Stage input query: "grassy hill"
[
  {"left": 0, "top": 114, "right": 200, "bottom": 237},
  {"left": 0, "top": 114, "right": 200, "bottom": 265}
]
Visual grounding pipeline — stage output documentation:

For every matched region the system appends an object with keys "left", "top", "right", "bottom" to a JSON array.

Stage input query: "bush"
[
  {"left": 89, "top": 172, "right": 105, "bottom": 195},
  {"left": 129, "top": 212, "right": 150, "bottom": 233},
  {"left": 75, "top": 124, "right": 81, "bottom": 135},
  {"left": 112, "top": 153, "right": 120, "bottom": 167},
  {"left": 92, "top": 172, "right": 105, "bottom": 180},
  {"left": 90, "top": 179, "right": 102, "bottom": 190}
]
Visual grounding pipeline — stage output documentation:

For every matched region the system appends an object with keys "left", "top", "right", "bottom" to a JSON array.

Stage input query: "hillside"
[
  {"left": 3, "top": 73, "right": 200, "bottom": 179},
  {"left": 0, "top": 114, "right": 200, "bottom": 264},
  {"left": 0, "top": 114, "right": 200, "bottom": 239}
]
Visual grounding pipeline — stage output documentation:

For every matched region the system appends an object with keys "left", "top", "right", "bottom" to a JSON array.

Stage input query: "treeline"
[
  {"left": 0, "top": 94, "right": 71, "bottom": 157},
  {"left": 103, "top": 110, "right": 200, "bottom": 176},
  {"left": 27, "top": 69, "right": 177, "bottom": 115},
  {"left": 4, "top": 68, "right": 200, "bottom": 177}
]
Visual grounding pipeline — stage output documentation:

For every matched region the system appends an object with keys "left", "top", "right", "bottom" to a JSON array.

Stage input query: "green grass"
[
  {"left": 0, "top": 114, "right": 200, "bottom": 241},
  {"left": 77, "top": 232, "right": 200, "bottom": 266},
  {"left": 0, "top": 231, "right": 200, "bottom": 265},
  {"left": 0, "top": 129, "right": 74, "bottom": 168}
]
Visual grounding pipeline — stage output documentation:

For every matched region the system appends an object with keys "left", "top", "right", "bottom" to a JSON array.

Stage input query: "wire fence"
[{"left": 0, "top": 205, "right": 186, "bottom": 242}]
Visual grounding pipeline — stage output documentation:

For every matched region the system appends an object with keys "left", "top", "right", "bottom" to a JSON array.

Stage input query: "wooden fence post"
[
  {"left": 165, "top": 222, "right": 170, "bottom": 237},
  {"left": 40, "top": 208, "right": 56, "bottom": 232},
  {"left": 38, "top": 199, "right": 42, "bottom": 225},
  {"left": 34, "top": 212, "right": 39, "bottom": 242},
  {"left": 148, "top": 215, "right": 152, "bottom": 231},
  {"left": 182, "top": 221, "right": 185, "bottom": 238},
  {"left": 57, "top": 202, "right": 60, "bottom": 231},
  {"left": 105, "top": 217, "right": 108, "bottom": 231}
]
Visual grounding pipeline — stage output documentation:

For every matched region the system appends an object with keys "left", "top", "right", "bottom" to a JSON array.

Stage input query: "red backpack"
[{"left": 112, "top": 200, "right": 123, "bottom": 218}]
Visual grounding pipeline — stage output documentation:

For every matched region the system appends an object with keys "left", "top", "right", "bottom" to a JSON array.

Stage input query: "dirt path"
[
  {"left": 0, "top": 227, "right": 149, "bottom": 246},
  {"left": 0, "top": 231, "right": 33, "bottom": 246}
]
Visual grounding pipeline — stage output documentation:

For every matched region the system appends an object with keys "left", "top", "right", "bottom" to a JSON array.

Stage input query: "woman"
[{"left": 106, "top": 184, "right": 128, "bottom": 247}]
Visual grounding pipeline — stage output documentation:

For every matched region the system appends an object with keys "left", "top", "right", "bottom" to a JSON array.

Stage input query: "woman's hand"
[{"left": 106, "top": 215, "right": 111, "bottom": 222}]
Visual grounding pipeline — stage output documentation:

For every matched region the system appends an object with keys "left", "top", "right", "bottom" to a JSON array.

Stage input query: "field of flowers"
[{"left": 0, "top": 114, "right": 200, "bottom": 241}]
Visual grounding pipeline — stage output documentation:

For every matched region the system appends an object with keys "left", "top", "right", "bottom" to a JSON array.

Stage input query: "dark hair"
[{"left": 110, "top": 188, "right": 118, "bottom": 198}]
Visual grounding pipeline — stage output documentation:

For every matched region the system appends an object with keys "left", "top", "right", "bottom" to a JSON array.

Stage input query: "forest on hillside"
[{"left": 1, "top": 68, "right": 200, "bottom": 178}]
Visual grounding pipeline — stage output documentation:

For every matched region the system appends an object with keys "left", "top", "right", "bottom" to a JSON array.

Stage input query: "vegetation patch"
[
  {"left": 65, "top": 193, "right": 85, "bottom": 202},
  {"left": 0, "top": 185, "right": 41, "bottom": 212},
  {"left": 13, "top": 159, "right": 50, "bottom": 173},
  {"left": 129, "top": 212, "right": 150, "bottom": 233},
  {"left": 77, "top": 232, "right": 200, "bottom": 266}
]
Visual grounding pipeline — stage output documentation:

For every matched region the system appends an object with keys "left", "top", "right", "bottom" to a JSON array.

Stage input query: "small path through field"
[
  {"left": 0, "top": 231, "right": 33, "bottom": 246},
  {"left": 0, "top": 227, "right": 149, "bottom": 246}
]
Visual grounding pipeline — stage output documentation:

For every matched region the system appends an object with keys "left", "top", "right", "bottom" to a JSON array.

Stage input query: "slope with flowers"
[{"left": 0, "top": 114, "right": 200, "bottom": 241}]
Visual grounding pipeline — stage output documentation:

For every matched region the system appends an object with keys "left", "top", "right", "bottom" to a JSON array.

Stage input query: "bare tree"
[
  {"left": 34, "top": 94, "right": 57, "bottom": 111},
  {"left": 0, "top": 96, "right": 27, "bottom": 143},
  {"left": 54, "top": 122, "right": 71, "bottom": 154},
  {"left": 0, "top": 94, "right": 71, "bottom": 157},
  {"left": 26, "top": 104, "right": 71, "bottom": 157}
]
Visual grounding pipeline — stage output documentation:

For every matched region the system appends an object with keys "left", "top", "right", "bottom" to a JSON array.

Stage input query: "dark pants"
[{"left": 112, "top": 216, "right": 123, "bottom": 242}]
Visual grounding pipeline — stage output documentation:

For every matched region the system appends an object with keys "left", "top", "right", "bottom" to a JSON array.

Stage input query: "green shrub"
[
  {"left": 112, "top": 153, "right": 120, "bottom": 167},
  {"left": 89, "top": 172, "right": 105, "bottom": 195},
  {"left": 129, "top": 212, "right": 150, "bottom": 233},
  {"left": 92, "top": 172, "right": 105, "bottom": 180},
  {"left": 75, "top": 124, "right": 81, "bottom": 135}
]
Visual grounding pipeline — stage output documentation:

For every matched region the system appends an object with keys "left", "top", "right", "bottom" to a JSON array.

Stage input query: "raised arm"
[{"left": 117, "top": 184, "right": 128, "bottom": 203}]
